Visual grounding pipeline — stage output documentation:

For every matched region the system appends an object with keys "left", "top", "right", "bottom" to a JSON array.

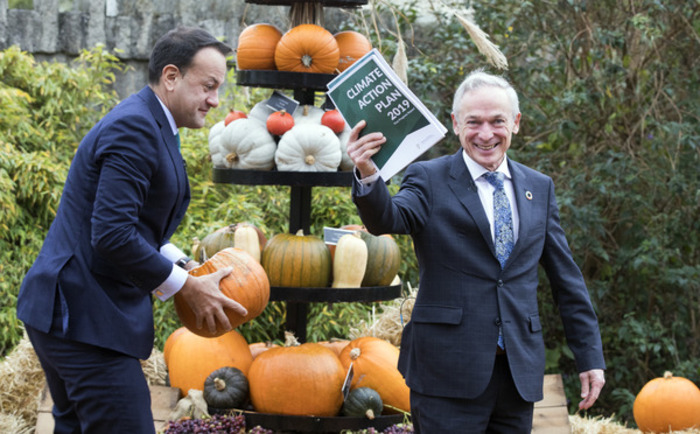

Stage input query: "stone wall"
[{"left": 0, "top": 0, "right": 357, "bottom": 97}]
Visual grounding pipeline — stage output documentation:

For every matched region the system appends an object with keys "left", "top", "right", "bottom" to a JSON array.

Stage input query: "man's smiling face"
[{"left": 452, "top": 85, "right": 521, "bottom": 171}]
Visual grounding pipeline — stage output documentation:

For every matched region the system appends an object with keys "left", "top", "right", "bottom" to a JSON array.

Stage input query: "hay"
[
  {"left": 0, "top": 333, "right": 46, "bottom": 431},
  {"left": 570, "top": 414, "right": 700, "bottom": 434},
  {"left": 0, "top": 333, "right": 168, "bottom": 433},
  {"left": 349, "top": 283, "right": 416, "bottom": 346}
]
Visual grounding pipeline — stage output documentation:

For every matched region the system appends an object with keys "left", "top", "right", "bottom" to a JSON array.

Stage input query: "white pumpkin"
[
  {"left": 275, "top": 124, "right": 342, "bottom": 172},
  {"left": 248, "top": 101, "right": 274, "bottom": 127},
  {"left": 292, "top": 105, "right": 324, "bottom": 126},
  {"left": 211, "top": 118, "right": 277, "bottom": 170},
  {"left": 337, "top": 125, "right": 354, "bottom": 171}
]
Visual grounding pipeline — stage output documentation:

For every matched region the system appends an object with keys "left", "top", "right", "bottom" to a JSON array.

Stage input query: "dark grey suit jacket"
[
  {"left": 352, "top": 151, "right": 605, "bottom": 402},
  {"left": 17, "top": 86, "right": 190, "bottom": 359}
]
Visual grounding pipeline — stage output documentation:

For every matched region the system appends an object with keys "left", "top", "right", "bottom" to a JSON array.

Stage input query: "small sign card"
[{"left": 265, "top": 90, "right": 299, "bottom": 115}]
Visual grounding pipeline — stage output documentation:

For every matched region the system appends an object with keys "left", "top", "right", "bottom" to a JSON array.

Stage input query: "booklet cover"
[{"left": 326, "top": 49, "right": 448, "bottom": 180}]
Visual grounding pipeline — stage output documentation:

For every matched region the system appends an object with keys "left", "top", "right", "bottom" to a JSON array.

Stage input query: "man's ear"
[
  {"left": 512, "top": 112, "right": 521, "bottom": 135},
  {"left": 451, "top": 113, "right": 460, "bottom": 135},
  {"left": 161, "top": 64, "right": 180, "bottom": 91}
]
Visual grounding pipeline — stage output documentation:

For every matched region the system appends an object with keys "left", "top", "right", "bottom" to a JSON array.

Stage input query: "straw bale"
[
  {"left": 0, "top": 413, "right": 33, "bottom": 434},
  {"left": 570, "top": 414, "right": 700, "bottom": 434},
  {"left": 0, "top": 334, "right": 45, "bottom": 430},
  {"left": 349, "top": 283, "right": 417, "bottom": 346}
]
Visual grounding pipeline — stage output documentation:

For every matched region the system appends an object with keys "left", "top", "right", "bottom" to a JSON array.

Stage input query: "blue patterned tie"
[
  {"left": 483, "top": 171, "right": 514, "bottom": 350},
  {"left": 483, "top": 171, "right": 514, "bottom": 268}
]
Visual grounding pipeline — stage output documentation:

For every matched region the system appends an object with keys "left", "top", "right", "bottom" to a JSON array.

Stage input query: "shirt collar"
[
  {"left": 462, "top": 150, "right": 511, "bottom": 182},
  {"left": 155, "top": 94, "right": 179, "bottom": 137}
]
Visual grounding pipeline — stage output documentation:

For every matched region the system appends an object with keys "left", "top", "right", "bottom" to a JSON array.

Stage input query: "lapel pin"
[{"left": 525, "top": 191, "right": 533, "bottom": 200}]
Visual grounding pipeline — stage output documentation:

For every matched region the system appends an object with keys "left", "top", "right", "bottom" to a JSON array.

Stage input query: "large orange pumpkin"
[
  {"left": 261, "top": 229, "right": 331, "bottom": 287},
  {"left": 633, "top": 371, "right": 700, "bottom": 432},
  {"left": 166, "top": 328, "right": 253, "bottom": 397},
  {"left": 338, "top": 336, "right": 410, "bottom": 414},
  {"left": 162, "top": 326, "right": 188, "bottom": 366},
  {"left": 274, "top": 24, "right": 339, "bottom": 73},
  {"left": 174, "top": 248, "right": 270, "bottom": 338},
  {"left": 248, "top": 333, "right": 346, "bottom": 416},
  {"left": 334, "top": 31, "right": 372, "bottom": 72},
  {"left": 236, "top": 23, "right": 283, "bottom": 70}
]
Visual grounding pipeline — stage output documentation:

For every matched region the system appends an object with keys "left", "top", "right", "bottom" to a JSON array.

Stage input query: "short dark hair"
[{"left": 148, "top": 26, "right": 232, "bottom": 84}]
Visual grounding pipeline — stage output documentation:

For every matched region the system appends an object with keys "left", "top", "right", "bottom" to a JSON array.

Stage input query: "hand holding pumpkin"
[
  {"left": 346, "top": 120, "right": 385, "bottom": 178},
  {"left": 178, "top": 266, "right": 248, "bottom": 335}
]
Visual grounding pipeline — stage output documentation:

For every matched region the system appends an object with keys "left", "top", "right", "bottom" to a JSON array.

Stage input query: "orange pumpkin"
[
  {"left": 633, "top": 371, "right": 700, "bottom": 432},
  {"left": 162, "top": 326, "right": 188, "bottom": 366},
  {"left": 338, "top": 336, "right": 410, "bottom": 414},
  {"left": 174, "top": 248, "right": 270, "bottom": 338},
  {"left": 261, "top": 229, "right": 332, "bottom": 287},
  {"left": 334, "top": 31, "right": 372, "bottom": 72},
  {"left": 166, "top": 328, "right": 253, "bottom": 397},
  {"left": 274, "top": 24, "right": 339, "bottom": 73},
  {"left": 318, "top": 338, "right": 350, "bottom": 356},
  {"left": 248, "top": 333, "right": 346, "bottom": 416},
  {"left": 266, "top": 110, "right": 295, "bottom": 136},
  {"left": 249, "top": 341, "right": 279, "bottom": 359},
  {"left": 236, "top": 23, "right": 283, "bottom": 70}
]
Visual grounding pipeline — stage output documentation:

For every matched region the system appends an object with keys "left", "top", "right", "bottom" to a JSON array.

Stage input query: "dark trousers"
[
  {"left": 410, "top": 354, "right": 534, "bottom": 433},
  {"left": 25, "top": 325, "right": 155, "bottom": 434}
]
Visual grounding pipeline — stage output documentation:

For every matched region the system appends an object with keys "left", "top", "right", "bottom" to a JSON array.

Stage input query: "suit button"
[
  {"left": 497, "top": 280, "right": 504, "bottom": 287},
  {"left": 495, "top": 318, "right": 502, "bottom": 326}
]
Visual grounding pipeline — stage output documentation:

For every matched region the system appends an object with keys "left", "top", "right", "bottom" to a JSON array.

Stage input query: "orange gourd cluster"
[
  {"left": 236, "top": 23, "right": 372, "bottom": 74},
  {"left": 165, "top": 328, "right": 411, "bottom": 418}
]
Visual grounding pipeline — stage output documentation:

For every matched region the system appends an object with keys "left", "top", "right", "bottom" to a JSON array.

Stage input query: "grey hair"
[{"left": 452, "top": 69, "right": 520, "bottom": 120}]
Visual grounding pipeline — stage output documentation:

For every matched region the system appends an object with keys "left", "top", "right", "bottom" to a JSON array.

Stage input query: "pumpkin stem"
[
  {"left": 303, "top": 105, "right": 310, "bottom": 116},
  {"left": 284, "top": 331, "right": 301, "bottom": 347},
  {"left": 301, "top": 54, "right": 313, "bottom": 68},
  {"left": 350, "top": 347, "right": 361, "bottom": 361},
  {"left": 225, "top": 152, "right": 238, "bottom": 164},
  {"left": 214, "top": 377, "right": 226, "bottom": 392},
  {"left": 663, "top": 371, "right": 673, "bottom": 379},
  {"left": 365, "top": 409, "right": 375, "bottom": 420},
  {"left": 295, "top": 229, "right": 305, "bottom": 237},
  {"left": 305, "top": 155, "right": 316, "bottom": 165}
]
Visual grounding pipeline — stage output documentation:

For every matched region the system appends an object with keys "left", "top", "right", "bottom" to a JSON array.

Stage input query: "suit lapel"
[
  {"left": 140, "top": 87, "right": 190, "bottom": 237},
  {"left": 446, "top": 152, "right": 495, "bottom": 254},
  {"left": 507, "top": 161, "right": 535, "bottom": 266}
]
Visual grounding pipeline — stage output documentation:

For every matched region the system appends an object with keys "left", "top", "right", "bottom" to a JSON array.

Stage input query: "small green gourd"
[
  {"left": 341, "top": 387, "right": 384, "bottom": 420},
  {"left": 203, "top": 366, "right": 249, "bottom": 410}
]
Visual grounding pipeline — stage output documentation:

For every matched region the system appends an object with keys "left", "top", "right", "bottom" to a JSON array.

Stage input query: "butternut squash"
[{"left": 332, "top": 232, "right": 368, "bottom": 288}]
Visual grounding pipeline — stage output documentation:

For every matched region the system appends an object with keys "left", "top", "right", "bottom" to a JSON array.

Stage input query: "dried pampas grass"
[{"left": 452, "top": 7, "right": 508, "bottom": 70}]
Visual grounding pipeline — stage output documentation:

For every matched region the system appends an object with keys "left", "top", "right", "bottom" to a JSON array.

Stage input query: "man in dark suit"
[
  {"left": 347, "top": 70, "right": 606, "bottom": 432},
  {"left": 16, "top": 27, "right": 247, "bottom": 433}
]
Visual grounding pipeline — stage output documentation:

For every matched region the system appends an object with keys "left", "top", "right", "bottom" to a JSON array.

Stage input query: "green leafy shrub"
[{"left": 0, "top": 45, "right": 122, "bottom": 355}]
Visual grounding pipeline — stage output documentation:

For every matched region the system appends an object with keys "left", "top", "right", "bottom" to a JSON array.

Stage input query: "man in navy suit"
[
  {"left": 347, "top": 70, "right": 606, "bottom": 432},
  {"left": 16, "top": 27, "right": 246, "bottom": 433}
]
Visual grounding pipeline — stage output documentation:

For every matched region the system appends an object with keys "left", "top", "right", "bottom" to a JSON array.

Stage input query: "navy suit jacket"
[
  {"left": 352, "top": 151, "right": 605, "bottom": 402},
  {"left": 17, "top": 86, "right": 190, "bottom": 360}
]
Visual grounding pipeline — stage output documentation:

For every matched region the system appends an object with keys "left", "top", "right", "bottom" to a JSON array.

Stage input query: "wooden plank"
[
  {"left": 532, "top": 374, "right": 571, "bottom": 434},
  {"left": 536, "top": 374, "right": 568, "bottom": 408},
  {"left": 35, "top": 385, "right": 181, "bottom": 434}
]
